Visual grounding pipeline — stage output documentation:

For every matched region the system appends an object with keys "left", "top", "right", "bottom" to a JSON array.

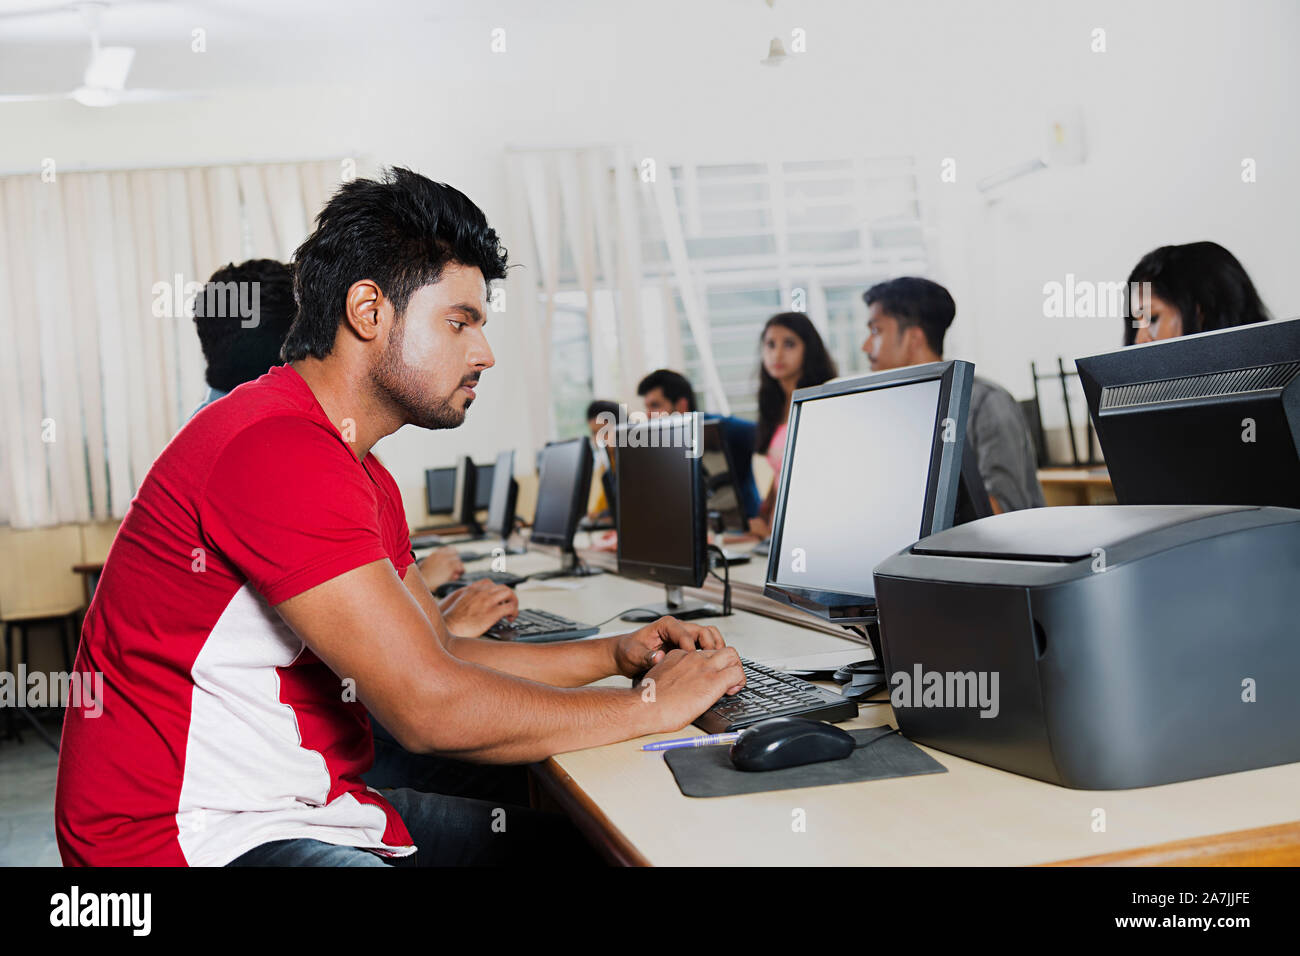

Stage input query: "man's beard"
[{"left": 371, "top": 320, "right": 473, "bottom": 430}]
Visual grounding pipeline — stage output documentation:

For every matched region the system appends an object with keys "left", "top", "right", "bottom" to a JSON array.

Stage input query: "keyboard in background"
[
  {"left": 751, "top": 537, "right": 772, "bottom": 557},
  {"left": 693, "top": 657, "right": 859, "bottom": 733},
  {"left": 461, "top": 569, "right": 526, "bottom": 586},
  {"left": 434, "top": 569, "right": 528, "bottom": 599},
  {"left": 486, "top": 608, "right": 600, "bottom": 643}
]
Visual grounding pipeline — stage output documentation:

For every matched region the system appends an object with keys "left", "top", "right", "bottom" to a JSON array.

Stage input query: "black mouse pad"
[{"left": 664, "top": 726, "right": 946, "bottom": 798}]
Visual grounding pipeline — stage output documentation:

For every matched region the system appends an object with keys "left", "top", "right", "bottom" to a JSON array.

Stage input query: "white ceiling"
[{"left": 0, "top": 0, "right": 749, "bottom": 95}]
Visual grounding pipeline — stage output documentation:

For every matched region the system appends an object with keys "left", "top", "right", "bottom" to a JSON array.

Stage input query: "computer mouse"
[{"left": 729, "top": 716, "right": 855, "bottom": 772}]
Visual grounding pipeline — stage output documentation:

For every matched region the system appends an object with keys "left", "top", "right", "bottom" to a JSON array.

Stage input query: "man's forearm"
[
  {"left": 401, "top": 659, "right": 657, "bottom": 763},
  {"left": 445, "top": 634, "right": 620, "bottom": 687}
]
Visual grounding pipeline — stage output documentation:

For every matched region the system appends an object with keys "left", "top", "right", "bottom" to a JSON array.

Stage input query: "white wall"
[{"left": 2, "top": 0, "right": 1297, "bottom": 492}]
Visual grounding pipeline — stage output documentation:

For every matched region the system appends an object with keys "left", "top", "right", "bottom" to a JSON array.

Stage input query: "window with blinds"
[{"left": 638, "top": 157, "right": 930, "bottom": 418}]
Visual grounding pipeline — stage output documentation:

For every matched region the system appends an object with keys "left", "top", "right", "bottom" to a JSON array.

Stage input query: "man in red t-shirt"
[{"left": 55, "top": 167, "right": 745, "bottom": 867}]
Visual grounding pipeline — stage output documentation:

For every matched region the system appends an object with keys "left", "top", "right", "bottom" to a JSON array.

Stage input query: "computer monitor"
[
  {"left": 483, "top": 450, "right": 518, "bottom": 540},
  {"left": 615, "top": 413, "right": 722, "bottom": 622},
  {"left": 763, "top": 360, "right": 976, "bottom": 628},
  {"left": 451, "top": 456, "right": 482, "bottom": 535},
  {"left": 530, "top": 437, "right": 595, "bottom": 575},
  {"left": 700, "top": 419, "right": 746, "bottom": 533},
  {"left": 424, "top": 466, "right": 457, "bottom": 518},
  {"left": 1077, "top": 317, "right": 1300, "bottom": 508},
  {"left": 473, "top": 463, "right": 495, "bottom": 512}
]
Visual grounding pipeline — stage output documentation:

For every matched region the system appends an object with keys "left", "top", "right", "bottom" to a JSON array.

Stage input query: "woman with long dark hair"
[
  {"left": 753, "top": 312, "right": 838, "bottom": 533},
  {"left": 1124, "top": 241, "right": 1270, "bottom": 346}
]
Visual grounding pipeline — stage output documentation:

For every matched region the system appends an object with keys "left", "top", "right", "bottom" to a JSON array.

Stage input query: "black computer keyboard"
[
  {"left": 485, "top": 608, "right": 600, "bottom": 643},
  {"left": 693, "top": 658, "right": 859, "bottom": 733}
]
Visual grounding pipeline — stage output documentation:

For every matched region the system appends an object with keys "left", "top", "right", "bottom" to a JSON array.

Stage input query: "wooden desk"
[
  {"left": 71, "top": 562, "right": 104, "bottom": 608},
  {"left": 1039, "top": 467, "right": 1116, "bottom": 506},
  {"left": 467, "top": 545, "right": 1300, "bottom": 867}
]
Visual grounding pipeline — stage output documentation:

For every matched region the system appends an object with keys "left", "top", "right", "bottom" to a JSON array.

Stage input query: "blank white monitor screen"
[{"left": 773, "top": 378, "right": 942, "bottom": 596}]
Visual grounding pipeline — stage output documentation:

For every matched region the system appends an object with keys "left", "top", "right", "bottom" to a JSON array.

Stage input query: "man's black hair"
[
  {"left": 282, "top": 166, "right": 509, "bottom": 362},
  {"left": 636, "top": 368, "right": 697, "bottom": 412},
  {"left": 863, "top": 276, "right": 956, "bottom": 357},
  {"left": 586, "top": 399, "right": 621, "bottom": 421},
  {"left": 192, "top": 259, "right": 296, "bottom": 392}
]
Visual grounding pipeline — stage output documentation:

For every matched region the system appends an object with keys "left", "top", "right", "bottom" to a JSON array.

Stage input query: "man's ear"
[
  {"left": 901, "top": 323, "right": 927, "bottom": 359},
  {"left": 674, "top": 398, "right": 691, "bottom": 415},
  {"left": 343, "top": 280, "right": 384, "bottom": 344}
]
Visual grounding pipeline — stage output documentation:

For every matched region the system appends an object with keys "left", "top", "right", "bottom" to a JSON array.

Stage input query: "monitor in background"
[
  {"left": 451, "top": 456, "right": 482, "bottom": 535},
  {"left": 530, "top": 437, "right": 599, "bottom": 578},
  {"left": 484, "top": 449, "right": 519, "bottom": 542},
  {"left": 615, "top": 413, "right": 723, "bottom": 622},
  {"left": 763, "top": 360, "right": 976, "bottom": 643},
  {"left": 700, "top": 419, "right": 746, "bottom": 533},
  {"left": 1078, "top": 317, "right": 1300, "bottom": 508},
  {"left": 425, "top": 465, "right": 457, "bottom": 519},
  {"left": 473, "top": 463, "right": 495, "bottom": 512}
]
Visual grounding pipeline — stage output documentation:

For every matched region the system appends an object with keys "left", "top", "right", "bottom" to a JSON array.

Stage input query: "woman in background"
[
  {"left": 1124, "top": 241, "right": 1270, "bottom": 346},
  {"left": 753, "top": 312, "right": 838, "bottom": 535}
]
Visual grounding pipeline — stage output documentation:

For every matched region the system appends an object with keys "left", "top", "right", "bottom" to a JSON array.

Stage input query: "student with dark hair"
[
  {"left": 754, "top": 313, "right": 838, "bottom": 532},
  {"left": 637, "top": 368, "right": 698, "bottom": 414},
  {"left": 57, "top": 167, "right": 743, "bottom": 868},
  {"left": 862, "top": 277, "right": 1044, "bottom": 513},
  {"left": 1123, "top": 241, "right": 1270, "bottom": 346},
  {"left": 637, "top": 369, "right": 765, "bottom": 534},
  {"left": 190, "top": 258, "right": 296, "bottom": 416}
]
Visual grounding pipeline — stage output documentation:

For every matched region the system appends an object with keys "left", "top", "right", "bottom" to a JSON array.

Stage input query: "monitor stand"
[
  {"left": 529, "top": 549, "right": 605, "bottom": 581},
  {"left": 621, "top": 586, "right": 723, "bottom": 623},
  {"left": 836, "top": 620, "right": 888, "bottom": 700}
]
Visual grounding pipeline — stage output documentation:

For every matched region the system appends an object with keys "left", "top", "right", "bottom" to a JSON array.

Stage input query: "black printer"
[{"left": 872, "top": 504, "right": 1300, "bottom": 790}]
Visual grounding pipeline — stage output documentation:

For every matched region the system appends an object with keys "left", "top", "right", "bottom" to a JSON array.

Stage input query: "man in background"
[
  {"left": 862, "top": 277, "right": 1045, "bottom": 513},
  {"left": 191, "top": 258, "right": 297, "bottom": 417}
]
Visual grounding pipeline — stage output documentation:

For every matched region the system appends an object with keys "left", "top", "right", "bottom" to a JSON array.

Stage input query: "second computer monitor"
[
  {"left": 615, "top": 413, "right": 720, "bottom": 621},
  {"left": 616, "top": 413, "right": 707, "bottom": 589},
  {"left": 531, "top": 437, "right": 593, "bottom": 556},
  {"left": 451, "top": 456, "right": 481, "bottom": 533},
  {"left": 484, "top": 450, "right": 518, "bottom": 539},
  {"left": 473, "top": 463, "right": 495, "bottom": 512},
  {"left": 763, "top": 360, "right": 975, "bottom": 625}
]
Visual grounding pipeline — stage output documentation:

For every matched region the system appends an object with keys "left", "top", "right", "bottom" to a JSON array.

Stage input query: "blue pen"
[{"left": 641, "top": 732, "right": 741, "bottom": 752}]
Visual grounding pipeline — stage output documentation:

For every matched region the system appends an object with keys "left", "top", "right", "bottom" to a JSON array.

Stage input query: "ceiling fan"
[{"left": 0, "top": 1, "right": 196, "bottom": 107}]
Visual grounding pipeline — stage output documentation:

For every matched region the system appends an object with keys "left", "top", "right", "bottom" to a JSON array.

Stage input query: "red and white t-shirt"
[{"left": 56, "top": 365, "right": 416, "bottom": 867}]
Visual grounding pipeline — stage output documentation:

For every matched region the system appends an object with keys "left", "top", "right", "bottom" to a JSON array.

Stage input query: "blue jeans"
[{"left": 226, "top": 787, "right": 600, "bottom": 867}]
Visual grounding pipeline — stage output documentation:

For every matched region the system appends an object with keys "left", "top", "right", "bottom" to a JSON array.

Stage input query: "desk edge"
[{"left": 532, "top": 757, "right": 651, "bottom": 867}]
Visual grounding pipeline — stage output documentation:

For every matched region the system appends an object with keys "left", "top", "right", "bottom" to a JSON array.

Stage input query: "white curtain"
[
  {"left": 0, "top": 159, "right": 345, "bottom": 529},
  {"left": 507, "top": 146, "right": 732, "bottom": 451}
]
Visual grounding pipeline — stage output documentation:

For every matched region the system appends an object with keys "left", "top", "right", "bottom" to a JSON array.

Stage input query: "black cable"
[
  {"left": 591, "top": 607, "right": 663, "bottom": 628},
  {"left": 852, "top": 727, "right": 901, "bottom": 750},
  {"left": 705, "top": 544, "right": 733, "bottom": 616}
]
